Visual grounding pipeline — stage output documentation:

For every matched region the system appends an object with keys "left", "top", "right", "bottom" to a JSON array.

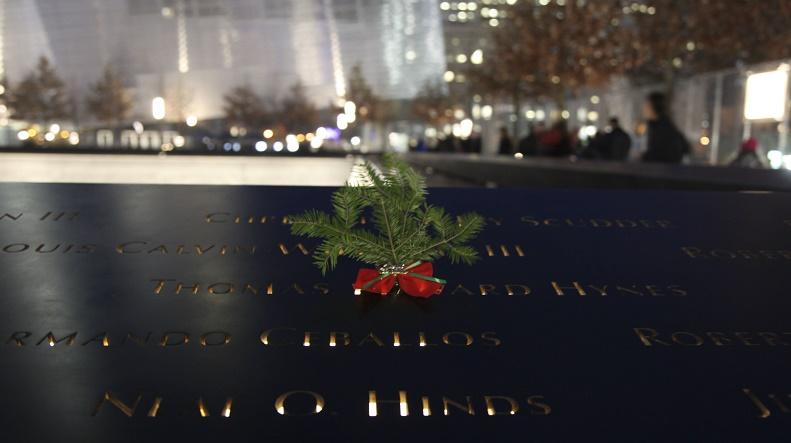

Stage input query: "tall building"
[
  {"left": 435, "top": 1, "right": 506, "bottom": 151},
  {"left": 2, "top": 0, "right": 446, "bottom": 123},
  {"left": 438, "top": 1, "right": 503, "bottom": 89}
]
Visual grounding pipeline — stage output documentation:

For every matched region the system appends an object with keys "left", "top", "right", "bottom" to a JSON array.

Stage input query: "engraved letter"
[
  {"left": 633, "top": 328, "right": 670, "bottom": 346},
  {"left": 275, "top": 391, "right": 325, "bottom": 416}
]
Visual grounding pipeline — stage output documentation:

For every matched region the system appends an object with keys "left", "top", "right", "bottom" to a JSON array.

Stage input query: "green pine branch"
[{"left": 289, "top": 153, "right": 485, "bottom": 274}]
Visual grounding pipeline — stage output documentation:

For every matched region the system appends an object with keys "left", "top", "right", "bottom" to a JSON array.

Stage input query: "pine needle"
[{"left": 289, "top": 153, "right": 485, "bottom": 274}]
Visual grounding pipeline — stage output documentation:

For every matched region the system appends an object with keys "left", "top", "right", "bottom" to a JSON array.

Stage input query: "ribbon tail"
[
  {"left": 398, "top": 273, "right": 445, "bottom": 298},
  {"left": 353, "top": 268, "right": 396, "bottom": 295}
]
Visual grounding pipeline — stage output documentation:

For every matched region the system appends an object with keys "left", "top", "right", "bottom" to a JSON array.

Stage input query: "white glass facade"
[{"left": 3, "top": 0, "right": 446, "bottom": 122}]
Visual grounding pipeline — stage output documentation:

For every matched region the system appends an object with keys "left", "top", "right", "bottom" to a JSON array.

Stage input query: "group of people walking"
[{"left": 498, "top": 91, "right": 765, "bottom": 168}]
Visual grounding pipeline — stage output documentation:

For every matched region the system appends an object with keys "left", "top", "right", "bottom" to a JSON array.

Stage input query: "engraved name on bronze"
[
  {"left": 5, "top": 330, "right": 502, "bottom": 348},
  {"left": 260, "top": 329, "right": 502, "bottom": 348},
  {"left": 521, "top": 216, "right": 673, "bottom": 229},
  {"left": 682, "top": 247, "right": 791, "bottom": 260},
  {"left": 205, "top": 212, "right": 673, "bottom": 231},
  {"left": 634, "top": 328, "right": 791, "bottom": 347},
  {"left": 205, "top": 213, "right": 505, "bottom": 227},
  {"left": 0, "top": 243, "right": 96, "bottom": 254},
  {"left": 149, "top": 279, "right": 688, "bottom": 298},
  {"left": 91, "top": 390, "right": 551, "bottom": 418},
  {"left": 0, "top": 211, "right": 79, "bottom": 222},
  {"left": 116, "top": 242, "right": 257, "bottom": 255},
  {"left": 0, "top": 242, "right": 258, "bottom": 255},
  {"left": 277, "top": 242, "right": 527, "bottom": 258},
  {"left": 742, "top": 388, "right": 791, "bottom": 418}
]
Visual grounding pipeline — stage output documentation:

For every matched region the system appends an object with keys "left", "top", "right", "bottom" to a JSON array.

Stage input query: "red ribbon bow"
[{"left": 353, "top": 261, "right": 445, "bottom": 298}]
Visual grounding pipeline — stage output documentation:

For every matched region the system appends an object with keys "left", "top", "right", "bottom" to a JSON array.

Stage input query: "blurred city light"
[
  {"left": 578, "top": 125, "right": 597, "bottom": 141},
  {"left": 744, "top": 69, "right": 789, "bottom": 121},
  {"left": 286, "top": 134, "right": 299, "bottom": 152},
  {"left": 344, "top": 101, "right": 357, "bottom": 124},
  {"left": 767, "top": 150, "right": 784, "bottom": 169},
  {"left": 388, "top": 132, "right": 408, "bottom": 152},
  {"left": 152, "top": 97, "right": 166, "bottom": 120},
  {"left": 1, "top": 0, "right": 790, "bottom": 169},
  {"left": 459, "top": 118, "right": 474, "bottom": 138},
  {"left": 337, "top": 113, "right": 348, "bottom": 130},
  {"left": 470, "top": 49, "right": 483, "bottom": 65}
]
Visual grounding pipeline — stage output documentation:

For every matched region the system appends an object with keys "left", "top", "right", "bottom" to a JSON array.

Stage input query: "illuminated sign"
[{"left": 744, "top": 69, "right": 789, "bottom": 121}]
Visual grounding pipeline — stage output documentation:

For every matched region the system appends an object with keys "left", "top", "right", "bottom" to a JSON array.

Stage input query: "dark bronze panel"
[{"left": 0, "top": 183, "right": 789, "bottom": 441}]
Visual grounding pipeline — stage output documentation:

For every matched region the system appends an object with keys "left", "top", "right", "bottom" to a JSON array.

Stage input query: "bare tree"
[
  {"left": 630, "top": 0, "right": 791, "bottom": 91},
  {"left": 471, "top": 1, "right": 635, "bottom": 110},
  {"left": 345, "top": 64, "right": 388, "bottom": 123},
  {"left": 411, "top": 79, "right": 456, "bottom": 128},
  {"left": 222, "top": 84, "right": 267, "bottom": 133},
  {"left": 85, "top": 65, "right": 132, "bottom": 125},
  {"left": 465, "top": 0, "right": 635, "bottom": 136},
  {"left": 8, "top": 56, "right": 71, "bottom": 123},
  {"left": 279, "top": 81, "right": 319, "bottom": 133}
]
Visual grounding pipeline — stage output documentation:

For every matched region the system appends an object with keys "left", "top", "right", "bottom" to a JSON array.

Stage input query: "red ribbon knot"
[{"left": 352, "top": 261, "right": 445, "bottom": 298}]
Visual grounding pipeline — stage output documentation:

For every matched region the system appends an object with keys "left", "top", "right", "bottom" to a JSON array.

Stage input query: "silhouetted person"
[
  {"left": 729, "top": 138, "right": 765, "bottom": 168},
  {"left": 540, "top": 120, "right": 573, "bottom": 157},
  {"left": 518, "top": 122, "right": 545, "bottom": 156},
  {"left": 580, "top": 130, "right": 605, "bottom": 159},
  {"left": 498, "top": 127, "right": 514, "bottom": 155},
  {"left": 642, "top": 92, "right": 690, "bottom": 163},
  {"left": 601, "top": 117, "right": 632, "bottom": 160},
  {"left": 436, "top": 135, "right": 456, "bottom": 153},
  {"left": 468, "top": 131, "right": 483, "bottom": 154}
]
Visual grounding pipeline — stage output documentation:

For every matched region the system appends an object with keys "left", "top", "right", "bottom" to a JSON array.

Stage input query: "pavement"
[{"left": 0, "top": 153, "right": 358, "bottom": 186}]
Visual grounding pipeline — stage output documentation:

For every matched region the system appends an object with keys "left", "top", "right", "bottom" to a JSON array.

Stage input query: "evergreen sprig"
[{"left": 289, "top": 154, "right": 485, "bottom": 274}]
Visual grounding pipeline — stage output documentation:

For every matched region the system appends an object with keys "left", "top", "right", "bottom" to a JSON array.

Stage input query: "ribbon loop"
[{"left": 353, "top": 261, "right": 446, "bottom": 298}]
